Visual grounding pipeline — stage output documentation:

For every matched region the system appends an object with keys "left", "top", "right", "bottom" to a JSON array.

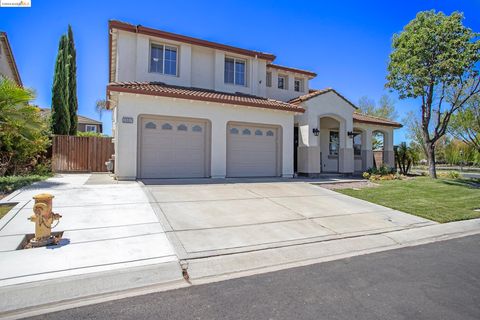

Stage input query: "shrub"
[
  {"left": 77, "top": 131, "right": 106, "bottom": 137},
  {"left": 0, "top": 78, "right": 51, "bottom": 176},
  {"left": 0, "top": 175, "right": 50, "bottom": 193},
  {"left": 395, "top": 142, "right": 418, "bottom": 174},
  {"left": 366, "top": 164, "right": 395, "bottom": 176},
  {"left": 362, "top": 172, "right": 371, "bottom": 179},
  {"left": 438, "top": 171, "right": 461, "bottom": 179}
]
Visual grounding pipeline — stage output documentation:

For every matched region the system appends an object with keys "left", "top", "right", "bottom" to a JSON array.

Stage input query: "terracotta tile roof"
[
  {"left": 107, "top": 82, "right": 305, "bottom": 113},
  {"left": 353, "top": 112, "right": 402, "bottom": 128},
  {"left": 289, "top": 88, "right": 402, "bottom": 128},
  {"left": 267, "top": 63, "right": 317, "bottom": 78},
  {"left": 289, "top": 88, "right": 358, "bottom": 109}
]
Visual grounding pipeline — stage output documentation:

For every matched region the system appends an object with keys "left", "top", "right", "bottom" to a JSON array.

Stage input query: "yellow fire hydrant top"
[{"left": 33, "top": 193, "right": 55, "bottom": 201}]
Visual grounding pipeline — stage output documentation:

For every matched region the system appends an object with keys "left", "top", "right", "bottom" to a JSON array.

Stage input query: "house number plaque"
[{"left": 122, "top": 116, "right": 134, "bottom": 124}]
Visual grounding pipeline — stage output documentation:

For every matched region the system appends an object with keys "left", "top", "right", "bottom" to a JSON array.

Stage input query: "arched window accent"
[
  {"left": 266, "top": 130, "right": 274, "bottom": 136},
  {"left": 145, "top": 122, "right": 156, "bottom": 129},
  {"left": 161, "top": 123, "right": 173, "bottom": 130},
  {"left": 230, "top": 127, "right": 239, "bottom": 134},
  {"left": 242, "top": 128, "right": 251, "bottom": 135},
  {"left": 177, "top": 124, "right": 188, "bottom": 131},
  {"left": 192, "top": 125, "right": 202, "bottom": 132},
  {"left": 255, "top": 129, "right": 263, "bottom": 136}
]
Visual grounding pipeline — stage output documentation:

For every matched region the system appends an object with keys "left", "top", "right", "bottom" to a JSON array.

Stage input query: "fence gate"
[{"left": 52, "top": 135, "right": 114, "bottom": 172}]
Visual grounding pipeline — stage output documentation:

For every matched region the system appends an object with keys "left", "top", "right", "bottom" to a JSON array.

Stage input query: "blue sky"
[{"left": 1, "top": 0, "right": 479, "bottom": 142}]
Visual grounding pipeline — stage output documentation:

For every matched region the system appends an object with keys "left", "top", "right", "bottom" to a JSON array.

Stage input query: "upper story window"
[
  {"left": 225, "top": 57, "right": 246, "bottom": 86},
  {"left": 278, "top": 75, "right": 287, "bottom": 90},
  {"left": 266, "top": 72, "right": 272, "bottom": 87},
  {"left": 294, "top": 78, "right": 304, "bottom": 92},
  {"left": 150, "top": 44, "right": 178, "bottom": 76}
]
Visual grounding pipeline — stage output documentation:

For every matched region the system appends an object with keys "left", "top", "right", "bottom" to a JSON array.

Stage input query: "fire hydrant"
[{"left": 28, "top": 193, "right": 62, "bottom": 247}]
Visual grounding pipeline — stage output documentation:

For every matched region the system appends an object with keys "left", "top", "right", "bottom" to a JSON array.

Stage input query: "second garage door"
[
  {"left": 227, "top": 123, "right": 280, "bottom": 177},
  {"left": 139, "top": 116, "right": 209, "bottom": 179}
]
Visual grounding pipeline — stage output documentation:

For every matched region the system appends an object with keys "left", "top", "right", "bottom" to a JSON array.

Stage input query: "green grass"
[
  {"left": 0, "top": 204, "right": 15, "bottom": 219},
  {"left": 338, "top": 177, "right": 480, "bottom": 223},
  {"left": 0, "top": 175, "right": 51, "bottom": 194}
]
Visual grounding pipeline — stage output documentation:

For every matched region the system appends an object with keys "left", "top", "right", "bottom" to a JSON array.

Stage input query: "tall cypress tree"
[
  {"left": 67, "top": 25, "right": 78, "bottom": 135},
  {"left": 51, "top": 34, "right": 70, "bottom": 135}
]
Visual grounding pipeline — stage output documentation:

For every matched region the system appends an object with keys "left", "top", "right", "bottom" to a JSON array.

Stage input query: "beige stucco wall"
[
  {"left": 114, "top": 30, "right": 271, "bottom": 98},
  {"left": 111, "top": 92, "right": 295, "bottom": 180},
  {"left": 295, "top": 91, "right": 355, "bottom": 174},
  {"left": 265, "top": 67, "right": 310, "bottom": 102},
  {"left": 353, "top": 122, "right": 395, "bottom": 169}
]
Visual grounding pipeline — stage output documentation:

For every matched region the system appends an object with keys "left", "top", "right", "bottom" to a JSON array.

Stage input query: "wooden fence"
[{"left": 52, "top": 135, "right": 114, "bottom": 172}]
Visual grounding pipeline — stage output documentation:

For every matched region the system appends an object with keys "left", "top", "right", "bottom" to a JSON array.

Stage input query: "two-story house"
[{"left": 107, "top": 21, "right": 401, "bottom": 180}]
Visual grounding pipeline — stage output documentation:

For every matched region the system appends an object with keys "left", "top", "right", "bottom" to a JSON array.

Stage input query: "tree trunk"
[{"left": 426, "top": 142, "right": 437, "bottom": 178}]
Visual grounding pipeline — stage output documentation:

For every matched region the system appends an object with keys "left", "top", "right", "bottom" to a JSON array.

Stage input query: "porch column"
[
  {"left": 383, "top": 129, "right": 395, "bottom": 168},
  {"left": 338, "top": 119, "right": 354, "bottom": 174},
  {"left": 296, "top": 113, "right": 321, "bottom": 176},
  {"left": 362, "top": 128, "right": 373, "bottom": 170}
]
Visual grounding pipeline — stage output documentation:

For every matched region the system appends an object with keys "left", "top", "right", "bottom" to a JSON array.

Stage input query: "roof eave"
[
  {"left": 0, "top": 32, "right": 22, "bottom": 86},
  {"left": 353, "top": 119, "right": 403, "bottom": 128},
  {"left": 107, "top": 84, "right": 304, "bottom": 114},
  {"left": 267, "top": 63, "right": 317, "bottom": 78},
  {"left": 108, "top": 20, "right": 276, "bottom": 62}
]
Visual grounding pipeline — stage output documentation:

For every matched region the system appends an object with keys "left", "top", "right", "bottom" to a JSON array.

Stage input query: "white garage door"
[
  {"left": 139, "top": 116, "right": 209, "bottom": 178},
  {"left": 227, "top": 123, "right": 280, "bottom": 177}
]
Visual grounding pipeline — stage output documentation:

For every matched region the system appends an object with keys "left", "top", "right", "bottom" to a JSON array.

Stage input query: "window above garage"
[{"left": 149, "top": 43, "right": 178, "bottom": 76}]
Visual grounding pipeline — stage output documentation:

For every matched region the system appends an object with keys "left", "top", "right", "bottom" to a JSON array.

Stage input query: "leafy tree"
[
  {"left": 0, "top": 78, "right": 50, "bottom": 175},
  {"left": 51, "top": 34, "right": 70, "bottom": 135},
  {"left": 386, "top": 10, "right": 480, "bottom": 178},
  {"left": 358, "top": 94, "right": 398, "bottom": 120},
  {"left": 357, "top": 94, "right": 398, "bottom": 150},
  {"left": 67, "top": 25, "right": 78, "bottom": 135},
  {"left": 403, "top": 111, "right": 427, "bottom": 159},
  {"left": 95, "top": 99, "right": 108, "bottom": 120},
  {"left": 448, "top": 94, "right": 480, "bottom": 152}
]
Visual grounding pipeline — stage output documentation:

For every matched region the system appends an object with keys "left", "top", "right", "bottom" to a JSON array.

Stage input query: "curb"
[
  {"left": 186, "top": 219, "right": 480, "bottom": 283},
  {"left": 0, "top": 261, "right": 186, "bottom": 317}
]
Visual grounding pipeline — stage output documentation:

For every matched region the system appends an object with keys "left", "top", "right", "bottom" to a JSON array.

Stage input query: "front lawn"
[
  {"left": 337, "top": 177, "right": 480, "bottom": 223},
  {"left": 0, "top": 175, "right": 51, "bottom": 194},
  {"left": 0, "top": 203, "right": 15, "bottom": 219}
]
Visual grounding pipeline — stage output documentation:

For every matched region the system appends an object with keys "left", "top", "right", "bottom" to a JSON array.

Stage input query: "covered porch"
[{"left": 290, "top": 88, "right": 401, "bottom": 176}]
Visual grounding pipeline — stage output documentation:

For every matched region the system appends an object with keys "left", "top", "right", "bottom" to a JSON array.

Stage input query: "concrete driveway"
[{"left": 144, "top": 180, "right": 435, "bottom": 259}]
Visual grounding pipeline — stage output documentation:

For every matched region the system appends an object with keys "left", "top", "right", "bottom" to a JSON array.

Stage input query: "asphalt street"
[{"left": 28, "top": 235, "right": 480, "bottom": 320}]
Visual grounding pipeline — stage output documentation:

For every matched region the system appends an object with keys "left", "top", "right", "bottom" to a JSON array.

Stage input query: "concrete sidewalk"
[{"left": 0, "top": 174, "right": 182, "bottom": 313}]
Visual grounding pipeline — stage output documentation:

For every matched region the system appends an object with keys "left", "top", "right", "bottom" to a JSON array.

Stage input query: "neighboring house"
[
  {"left": 107, "top": 20, "right": 401, "bottom": 180},
  {"left": 77, "top": 115, "right": 103, "bottom": 133},
  {"left": 39, "top": 108, "right": 103, "bottom": 133},
  {"left": 0, "top": 31, "right": 22, "bottom": 86}
]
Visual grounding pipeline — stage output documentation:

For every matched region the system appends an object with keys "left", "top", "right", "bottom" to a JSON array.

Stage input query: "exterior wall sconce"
[
  {"left": 347, "top": 131, "right": 355, "bottom": 138},
  {"left": 312, "top": 128, "right": 320, "bottom": 136}
]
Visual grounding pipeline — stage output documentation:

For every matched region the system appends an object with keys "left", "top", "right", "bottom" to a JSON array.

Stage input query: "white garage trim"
[
  {"left": 137, "top": 114, "right": 211, "bottom": 178},
  {"left": 226, "top": 121, "right": 282, "bottom": 177}
]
